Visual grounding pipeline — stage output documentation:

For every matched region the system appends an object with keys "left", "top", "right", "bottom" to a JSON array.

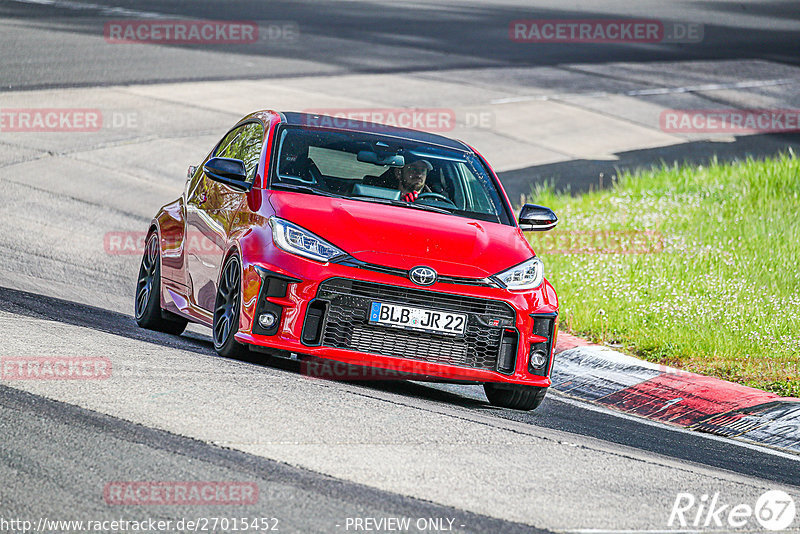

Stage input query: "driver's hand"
[{"left": 402, "top": 191, "right": 419, "bottom": 202}]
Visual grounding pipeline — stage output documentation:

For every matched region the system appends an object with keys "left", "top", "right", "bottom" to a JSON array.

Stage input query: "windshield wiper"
[
  {"left": 356, "top": 196, "right": 453, "bottom": 214},
  {"left": 270, "top": 182, "right": 347, "bottom": 199}
]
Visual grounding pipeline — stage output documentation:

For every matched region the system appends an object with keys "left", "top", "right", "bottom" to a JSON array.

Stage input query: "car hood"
[{"left": 268, "top": 191, "right": 534, "bottom": 278}]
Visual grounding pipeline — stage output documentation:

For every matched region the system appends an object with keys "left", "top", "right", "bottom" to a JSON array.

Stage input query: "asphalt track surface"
[
  {"left": 0, "top": 383, "right": 542, "bottom": 534},
  {"left": 1, "top": 1, "right": 799, "bottom": 532},
  {"left": 1, "top": 284, "right": 798, "bottom": 488},
  {"left": 1, "top": 0, "right": 799, "bottom": 89}
]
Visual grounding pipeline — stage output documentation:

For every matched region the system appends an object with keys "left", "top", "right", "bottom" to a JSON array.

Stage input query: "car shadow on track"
[
  {"left": 0, "top": 285, "right": 213, "bottom": 356},
  {"left": 5, "top": 285, "right": 799, "bottom": 486},
  {"left": 327, "top": 377, "right": 491, "bottom": 410},
  {"left": 499, "top": 132, "right": 800, "bottom": 199},
  {"left": 0, "top": 284, "right": 488, "bottom": 410}
]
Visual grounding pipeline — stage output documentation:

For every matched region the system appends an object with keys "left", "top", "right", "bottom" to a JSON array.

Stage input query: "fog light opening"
[
  {"left": 258, "top": 312, "right": 278, "bottom": 329},
  {"left": 530, "top": 349, "right": 548, "bottom": 370}
]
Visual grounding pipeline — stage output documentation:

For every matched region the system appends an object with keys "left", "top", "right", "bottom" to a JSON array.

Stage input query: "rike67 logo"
[{"left": 669, "top": 490, "right": 796, "bottom": 531}]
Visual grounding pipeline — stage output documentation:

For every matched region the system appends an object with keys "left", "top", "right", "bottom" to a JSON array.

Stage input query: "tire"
[
  {"left": 135, "top": 232, "right": 188, "bottom": 335},
  {"left": 484, "top": 383, "right": 548, "bottom": 411},
  {"left": 213, "top": 254, "right": 248, "bottom": 358}
]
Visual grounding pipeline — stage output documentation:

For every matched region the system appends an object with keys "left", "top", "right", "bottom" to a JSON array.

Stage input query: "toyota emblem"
[{"left": 409, "top": 266, "right": 437, "bottom": 286}]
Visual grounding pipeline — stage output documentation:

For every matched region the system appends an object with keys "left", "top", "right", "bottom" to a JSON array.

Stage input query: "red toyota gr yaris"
[{"left": 135, "top": 111, "right": 559, "bottom": 410}]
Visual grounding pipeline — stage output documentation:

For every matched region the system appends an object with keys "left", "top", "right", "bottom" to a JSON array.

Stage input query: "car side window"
[
  {"left": 238, "top": 122, "right": 264, "bottom": 183},
  {"left": 214, "top": 126, "right": 244, "bottom": 159},
  {"left": 213, "top": 122, "right": 263, "bottom": 183},
  {"left": 186, "top": 162, "right": 204, "bottom": 201}
]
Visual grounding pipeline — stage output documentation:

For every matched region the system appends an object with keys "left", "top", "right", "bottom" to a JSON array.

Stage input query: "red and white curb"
[{"left": 552, "top": 333, "right": 800, "bottom": 454}]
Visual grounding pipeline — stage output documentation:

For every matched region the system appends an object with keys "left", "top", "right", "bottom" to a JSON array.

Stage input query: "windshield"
[{"left": 269, "top": 125, "right": 512, "bottom": 225}]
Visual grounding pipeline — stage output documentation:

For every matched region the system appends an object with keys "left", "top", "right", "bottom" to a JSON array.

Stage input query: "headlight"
[
  {"left": 269, "top": 217, "right": 345, "bottom": 262},
  {"left": 495, "top": 257, "right": 544, "bottom": 290}
]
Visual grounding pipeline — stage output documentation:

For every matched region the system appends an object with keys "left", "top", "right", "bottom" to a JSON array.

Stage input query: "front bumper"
[{"left": 234, "top": 255, "right": 558, "bottom": 386}]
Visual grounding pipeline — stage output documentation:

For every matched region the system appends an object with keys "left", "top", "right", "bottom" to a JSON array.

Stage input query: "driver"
[{"left": 391, "top": 159, "right": 433, "bottom": 202}]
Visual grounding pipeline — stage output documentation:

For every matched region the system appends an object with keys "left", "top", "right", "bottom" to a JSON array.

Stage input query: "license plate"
[{"left": 369, "top": 302, "right": 467, "bottom": 336}]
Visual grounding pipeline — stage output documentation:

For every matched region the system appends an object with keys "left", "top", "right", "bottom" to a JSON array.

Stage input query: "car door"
[{"left": 185, "top": 122, "right": 264, "bottom": 313}]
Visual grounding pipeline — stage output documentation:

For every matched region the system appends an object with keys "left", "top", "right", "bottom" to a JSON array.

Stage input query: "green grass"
[{"left": 527, "top": 152, "right": 800, "bottom": 397}]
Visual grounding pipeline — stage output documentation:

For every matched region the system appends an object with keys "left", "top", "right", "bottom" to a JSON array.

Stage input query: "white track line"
[
  {"left": 490, "top": 78, "right": 800, "bottom": 104},
  {"left": 8, "top": 0, "right": 168, "bottom": 19},
  {"left": 625, "top": 78, "right": 800, "bottom": 96}
]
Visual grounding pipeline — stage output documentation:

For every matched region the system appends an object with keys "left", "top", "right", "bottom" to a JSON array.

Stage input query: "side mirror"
[
  {"left": 203, "top": 157, "right": 251, "bottom": 192},
  {"left": 519, "top": 204, "right": 558, "bottom": 231}
]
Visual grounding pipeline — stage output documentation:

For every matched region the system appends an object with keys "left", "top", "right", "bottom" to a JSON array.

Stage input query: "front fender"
[{"left": 228, "top": 221, "right": 274, "bottom": 334}]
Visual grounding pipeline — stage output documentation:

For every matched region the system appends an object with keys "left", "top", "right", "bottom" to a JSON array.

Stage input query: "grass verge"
[{"left": 528, "top": 152, "right": 800, "bottom": 397}]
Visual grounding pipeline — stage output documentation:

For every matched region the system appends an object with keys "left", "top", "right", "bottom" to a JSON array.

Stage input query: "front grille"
[
  {"left": 350, "top": 325, "right": 468, "bottom": 365},
  {"left": 309, "top": 278, "right": 517, "bottom": 373}
]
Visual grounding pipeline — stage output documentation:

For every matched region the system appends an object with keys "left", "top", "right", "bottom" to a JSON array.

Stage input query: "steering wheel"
[{"left": 416, "top": 192, "right": 457, "bottom": 208}]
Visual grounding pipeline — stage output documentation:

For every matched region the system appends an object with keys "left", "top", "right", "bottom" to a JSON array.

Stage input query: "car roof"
[{"left": 279, "top": 111, "right": 471, "bottom": 152}]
